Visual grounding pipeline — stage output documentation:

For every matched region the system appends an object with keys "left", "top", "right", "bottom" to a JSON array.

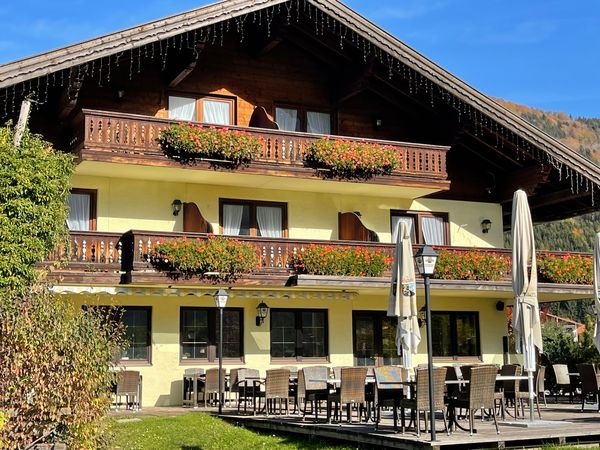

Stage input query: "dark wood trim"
[
  {"left": 218, "top": 198, "right": 288, "bottom": 238},
  {"left": 71, "top": 188, "right": 97, "bottom": 231},
  {"left": 270, "top": 308, "right": 329, "bottom": 361},
  {"left": 179, "top": 307, "right": 244, "bottom": 363},
  {"left": 390, "top": 209, "right": 450, "bottom": 245},
  {"left": 431, "top": 310, "right": 481, "bottom": 359},
  {"left": 118, "top": 306, "right": 152, "bottom": 365}
]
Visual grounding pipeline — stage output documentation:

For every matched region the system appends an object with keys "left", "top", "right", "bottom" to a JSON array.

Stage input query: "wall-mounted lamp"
[
  {"left": 256, "top": 301, "right": 269, "bottom": 326},
  {"left": 496, "top": 301, "right": 505, "bottom": 312},
  {"left": 114, "top": 88, "right": 125, "bottom": 102},
  {"left": 418, "top": 305, "right": 427, "bottom": 328},
  {"left": 481, "top": 219, "right": 492, "bottom": 234},
  {"left": 375, "top": 118, "right": 383, "bottom": 129},
  {"left": 172, "top": 199, "right": 182, "bottom": 216}
]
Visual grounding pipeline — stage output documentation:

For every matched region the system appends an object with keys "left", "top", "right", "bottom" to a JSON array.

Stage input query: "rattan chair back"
[
  {"left": 278, "top": 365, "right": 298, "bottom": 378},
  {"left": 184, "top": 368, "right": 205, "bottom": 377},
  {"left": 553, "top": 364, "right": 570, "bottom": 385},
  {"left": 577, "top": 363, "right": 599, "bottom": 393},
  {"left": 502, "top": 364, "right": 521, "bottom": 395},
  {"left": 415, "top": 366, "right": 447, "bottom": 410},
  {"left": 299, "top": 366, "right": 329, "bottom": 397},
  {"left": 205, "top": 368, "right": 226, "bottom": 393},
  {"left": 339, "top": 367, "right": 367, "bottom": 404},
  {"left": 468, "top": 365, "right": 497, "bottom": 409},
  {"left": 116, "top": 370, "right": 140, "bottom": 396},
  {"left": 333, "top": 366, "right": 351, "bottom": 380},
  {"left": 536, "top": 366, "right": 546, "bottom": 394},
  {"left": 266, "top": 368, "right": 291, "bottom": 399}
]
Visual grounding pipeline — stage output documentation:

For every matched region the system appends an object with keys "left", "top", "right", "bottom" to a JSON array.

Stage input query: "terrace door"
[{"left": 353, "top": 311, "right": 401, "bottom": 366}]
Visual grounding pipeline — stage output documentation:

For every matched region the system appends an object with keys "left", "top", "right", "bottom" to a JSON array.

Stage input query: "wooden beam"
[
  {"left": 333, "top": 59, "right": 375, "bottom": 103},
  {"left": 168, "top": 42, "right": 205, "bottom": 88},
  {"left": 498, "top": 164, "right": 552, "bottom": 203},
  {"left": 58, "top": 67, "right": 83, "bottom": 120}
]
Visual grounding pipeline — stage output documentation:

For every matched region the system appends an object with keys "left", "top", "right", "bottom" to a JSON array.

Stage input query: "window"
[
  {"left": 180, "top": 308, "right": 243, "bottom": 361},
  {"left": 391, "top": 210, "right": 449, "bottom": 245},
  {"left": 431, "top": 311, "right": 480, "bottom": 359},
  {"left": 121, "top": 307, "right": 152, "bottom": 362},
  {"left": 353, "top": 311, "right": 401, "bottom": 366},
  {"left": 220, "top": 199, "right": 287, "bottom": 238},
  {"left": 67, "top": 188, "right": 97, "bottom": 231},
  {"left": 169, "top": 95, "right": 235, "bottom": 125},
  {"left": 270, "top": 309, "right": 328, "bottom": 360},
  {"left": 275, "top": 106, "right": 332, "bottom": 135}
]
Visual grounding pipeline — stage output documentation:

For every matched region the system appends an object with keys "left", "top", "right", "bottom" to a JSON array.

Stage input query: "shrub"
[
  {"left": 538, "top": 253, "right": 592, "bottom": 285},
  {"left": 293, "top": 244, "right": 391, "bottom": 277},
  {"left": 148, "top": 236, "right": 261, "bottom": 281},
  {"left": 433, "top": 249, "right": 511, "bottom": 281},
  {"left": 0, "top": 289, "right": 125, "bottom": 449},
  {"left": 158, "top": 123, "right": 263, "bottom": 166},
  {"left": 304, "top": 138, "right": 401, "bottom": 179}
]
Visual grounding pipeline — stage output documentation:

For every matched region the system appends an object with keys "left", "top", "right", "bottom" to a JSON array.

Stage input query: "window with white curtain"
[
  {"left": 168, "top": 95, "right": 235, "bottom": 124},
  {"left": 221, "top": 200, "right": 286, "bottom": 237},
  {"left": 275, "top": 107, "right": 300, "bottom": 132},
  {"left": 390, "top": 211, "right": 448, "bottom": 245},
  {"left": 67, "top": 190, "right": 96, "bottom": 231},
  {"left": 275, "top": 106, "right": 332, "bottom": 134},
  {"left": 203, "top": 100, "right": 231, "bottom": 125},
  {"left": 306, "top": 111, "right": 331, "bottom": 135},
  {"left": 168, "top": 96, "right": 197, "bottom": 121}
]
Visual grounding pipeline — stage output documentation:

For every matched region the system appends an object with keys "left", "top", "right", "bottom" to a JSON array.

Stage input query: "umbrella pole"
[
  {"left": 424, "top": 275, "right": 436, "bottom": 442},
  {"left": 528, "top": 335, "right": 535, "bottom": 422}
]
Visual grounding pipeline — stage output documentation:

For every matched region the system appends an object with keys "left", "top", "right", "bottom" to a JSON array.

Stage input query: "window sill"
[
  {"left": 271, "top": 357, "right": 330, "bottom": 364},
  {"left": 117, "top": 360, "right": 152, "bottom": 367},
  {"left": 180, "top": 358, "right": 245, "bottom": 365},
  {"left": 432, "top": 356, "right": 483, "bottom": 364}
]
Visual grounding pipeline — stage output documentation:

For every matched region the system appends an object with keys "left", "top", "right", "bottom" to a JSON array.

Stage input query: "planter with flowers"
[
  {"left": 147, "top": 236, "right": 260, "bottom": 281},
  {"left": 433, "top": 249, "right": 511, "bottom": 282},
  {"left": 304, "top": 137, "right": 402, "bottom": 179},
  {"left": 158, "top": 123, "right": 263, "bottom": 167},
  {"left": 292, "top": 244, "right": 391, "bottom": 277},
  {"left": 538, "top": 253, "right": 592, "bottom": 285}
]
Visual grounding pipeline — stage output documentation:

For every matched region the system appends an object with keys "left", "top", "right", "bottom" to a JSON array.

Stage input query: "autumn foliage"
[{"left": 293, "top": 244, "right": 391, "bottom": 277}]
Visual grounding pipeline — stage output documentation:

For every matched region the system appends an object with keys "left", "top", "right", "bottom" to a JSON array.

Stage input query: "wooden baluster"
[
  {"left": 72, "top": 239, "right": 78, "bottom": 261},
  {"left": 146, "top": 239, "right": 152, "bottom": 262},
  {"left": 109, "top": 241, "right": 114, "bottom": 264},
  {"left": 97, "top": 119, "right": 104, "bottom": 144},
  {"left": 117, "top": 241, "right": 122, "bottom": 264},
  {"left": 261, "top": 246, "right": 267, "bottom": 267},
  {"left": 82, "top": 240, "right": 87, "bottom": 261},
  {"left": 124, "top": 121, "right": 130, "bottom": 145},
  {"left": 100, "top": 240, "right": 105, "bottom": 263},
  {"left": 131, "top": 122, "right": 138, "bottom": 146},
  {"left": 270, "top": 246, "right": 275, "bottom": 267},
  {"left": 280, "top": 139, "right": 286, "bottom": 162},
  {"left": 138, "top": 240, "right": 144, "bottom": 262},
  {"left": 277, "top": 246, "right": 283, "bottom": 268},
  {"left": 88, "top": 117, "right": 95, "bottom": 143}
]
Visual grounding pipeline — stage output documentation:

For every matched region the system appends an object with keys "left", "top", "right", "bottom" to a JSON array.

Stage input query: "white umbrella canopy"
[
  {"left": 593, "top": 233, "right": 600, "bottom": 352},
  {"left": 511, "top": 189, "right": 543, "bottom": 421},
  {"left": 388, "top": 222, "right": 421, "bottom": 370}
]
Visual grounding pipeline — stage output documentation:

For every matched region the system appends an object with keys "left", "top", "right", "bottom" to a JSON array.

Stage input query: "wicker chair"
[
  {"left": 327, "top": 367, "right": 367, "bottom": 424},
  {"left": 297, "top": 366, "right": 329, "bottom": 421},
  {"left": 182, "top": 368, "right": 205, "bottom": 408},
  {"left": 373, "top": 366, "right": 408, "bottom": 431},
  {"left": 399, "top": 366, "right": 448, "bottom": 437},
  {"left": 333, "top": 366, "right": 351, "bottom": 380},
  {"left": 265, "top": 368, "right": 291, "bottom": 416},
  {"left": 204, "top": 368, "right": 226, "bottom": 408},
  {"left": 516, "top": 366, "right": 545, "bottom": 418},
  {"left": 236, "top": 368, "right": 264, "bottom": 414},
  {"left": 501, "top": 364, "right": 522, "bottom": 418},
  {"left": 115, "top": 370, "right": 141, "bottom": 410},
  {"left": 278, "top": 366, "right": 298, "bottom": 413},
  {"left": 576, "top": 363, "right": 600, "bottom": 412},
  {"left": 553, "top": 364, "right": 575, "bottom": 403},
  {"left": 449, "top": 365, "right": 499, "bottom": 436}
]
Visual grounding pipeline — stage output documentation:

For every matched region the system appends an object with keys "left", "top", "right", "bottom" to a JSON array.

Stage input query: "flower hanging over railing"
[
  {"left": 433, "top": 249, "right": 511, "bottom": 282},
  {"left": 538, "top": 253, "right": 592, "bottom": 285},
  {"left": 158, "top": 123, "right": 263, "bottom": 166},
  {"left": 304, "top": 137, "right": 402, "bottom": 179},
  {"left": 147, "top": 236, "right": 260, "bottom": 281},
  {"left": 292, "top": 244, "right": 391, "bottom": 277}
]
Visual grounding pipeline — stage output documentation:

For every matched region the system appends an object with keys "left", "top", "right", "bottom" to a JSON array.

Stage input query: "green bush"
[
  {"left": 542, "top": 320, "right": 600, "bottom": 371},
  {"left": 158, "top": 123, "right": 263, "bottom": 166},
  {"left": 304, "top": 138, "right": 401, "bottom": 179},
  {"left": 148, "top": 236, "right": 261, "bottom": 281},
  {"left": 433, "top": 249, "right": 511, "bottom": 281},
  {"left": 292, "top": 244, "right": 391, "bottom": 277},
  {"left": 538, "top": 253, "right": 592, "bottom": 284}
]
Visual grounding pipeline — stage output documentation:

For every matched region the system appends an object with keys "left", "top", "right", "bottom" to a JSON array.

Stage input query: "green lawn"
[{"left": 111, "top": 413, "right": 357, "bottom": 450}]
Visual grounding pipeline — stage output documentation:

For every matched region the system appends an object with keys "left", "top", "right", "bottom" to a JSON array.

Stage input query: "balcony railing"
[
  {"left": 72, "top": 109, "right": 449, "bottom": 182},
  {"left": 46, "top": 231, "right": 124, "bottom": 267}
]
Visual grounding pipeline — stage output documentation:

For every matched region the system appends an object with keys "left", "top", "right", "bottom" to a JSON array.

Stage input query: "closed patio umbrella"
[
  {"left": 388, "top": 222, "right": 421, "bottom": 370},
  {"left": 511, "top": 189, "right": 543, "bottom": 421},
  {"left": 593, "top": 233, "right": 600, "bottom": 352}
]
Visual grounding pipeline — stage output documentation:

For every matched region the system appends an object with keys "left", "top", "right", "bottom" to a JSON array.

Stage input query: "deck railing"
[
  {"left": 46, "top": 231, "right": 124, "bottom": 267},
  {"left": 73, "top": 109, "right": 448, "bottom": 180}
]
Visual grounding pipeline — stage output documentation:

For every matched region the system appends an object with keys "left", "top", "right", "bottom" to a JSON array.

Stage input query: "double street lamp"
[
  {"left": 414, "top": 245, "right": 439, "bottom": 442},
  {"left": 213, "top": 288, "right": 229, "bottom": 415}
]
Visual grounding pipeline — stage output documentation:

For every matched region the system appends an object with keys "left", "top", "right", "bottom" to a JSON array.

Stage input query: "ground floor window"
[
  {"left": 180, "top": 307, "right": 243, "bottom": 362},
  {"left": 120, "top": 307, "right": 152, "bottom": 363},
  {"left": 270, "top": 309, "right": 328, "bottom": 360},
  {"left": 353, "top": 311, "right": 401, "bottom": 366},
  {"left": 431, "top": 311, "right": 480, "bottom": 358}
]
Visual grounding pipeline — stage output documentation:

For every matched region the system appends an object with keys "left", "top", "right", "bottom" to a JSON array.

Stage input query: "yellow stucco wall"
[
  {"left": 73, "top": 292, "right": 508, "bottom": 407},
  {"left": 71, "top": 175, "right": 504, "bottom": 248}
]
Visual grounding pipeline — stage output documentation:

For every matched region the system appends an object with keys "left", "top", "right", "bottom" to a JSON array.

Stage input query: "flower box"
[
  {"left": 433, "top": 249, "right": 511, "bottom": 282},
  {"left": 292, "top": 244, "right": 391, "bottom": 277}
]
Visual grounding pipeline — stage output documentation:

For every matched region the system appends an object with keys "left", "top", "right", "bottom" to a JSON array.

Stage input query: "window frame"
[
  {"left": 390, "top": 210, "right": 450, "bottom": 245},
  {"left": 431, "top": 310, "right": 481, "bottom": 362},
  {"left": 352, "top": 311, "right": 401, "bottom": 366},
  {"left": 270, "top": 308, "right": 329, "bottom": 362},
  {"left": 273, "top": 103, "right": 335, "bottom": 135},
  {"left": 120, "top": 306, "right": 152, "bottom": 365},
  {"left": 218, "top": 198, "right": 288, "bottom": 237},
  {"left": 69, "top": 188, "right": 97, "bottom": 231},
  {"left": 179, "top": 307, "right": 244, "bottom": 364},
  {"left": 168, "top": 92, "right": 237, "bottom": 125}
]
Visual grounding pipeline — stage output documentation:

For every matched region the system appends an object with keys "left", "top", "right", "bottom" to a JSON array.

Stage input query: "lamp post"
[
  {"left": 414, "top": 245, "right": 439, "bottom": 442},
  {"left": 213, "top": 288, "right": 229, "bottom": 414}
]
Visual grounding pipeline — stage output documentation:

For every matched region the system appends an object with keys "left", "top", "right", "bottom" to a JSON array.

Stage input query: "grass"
[{"left": 111, "top": 413, "right": 357, "bottom": 450}]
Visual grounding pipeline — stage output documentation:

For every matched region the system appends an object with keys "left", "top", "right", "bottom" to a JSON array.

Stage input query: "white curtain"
[
  {"left": 223, "top": 204, "right": 244, "bottom": 235},
  {"left": 391, "top": 215, "right": 415, "bottom": 243},
  {"left": 203, "top": 100, "right": 231, "bottom": 125},
  {"left": 256, "top": 206, "right": 282, "bottom": 238},
  {"left": 422, "top": 216, "right": 445, "bottom": 245},
  {"left": 168, "top": 96, "right": 196, "bottom": 121},
  {"left": 67, "top": 193, "right": 90, "bottom": 231},
  {"left": 307, "top": 111, "right": 331, "bottom": 135},
  {"left": 275, "top": 107, "right": 299, "bottom": 132}
]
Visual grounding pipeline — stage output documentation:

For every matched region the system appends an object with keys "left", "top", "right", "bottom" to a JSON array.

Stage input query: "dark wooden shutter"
[
  {"left": 338, "top": 212, "right": 379, "bottom": 242},
  {"left": 183, "top": 202, "right": 213, "bottom": 233}
]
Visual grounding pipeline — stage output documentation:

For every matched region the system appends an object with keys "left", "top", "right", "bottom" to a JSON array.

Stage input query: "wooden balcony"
[
  {"left": 71, "top": 109, "right": 450, "bottom": 189},
  {"left": 44, "top": 231, "right": 594, "bottom": 297}
]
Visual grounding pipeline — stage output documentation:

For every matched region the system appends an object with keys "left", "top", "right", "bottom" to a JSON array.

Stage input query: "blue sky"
[{"left": 1, "top": 0, "right": 598, "bottom": 117}]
